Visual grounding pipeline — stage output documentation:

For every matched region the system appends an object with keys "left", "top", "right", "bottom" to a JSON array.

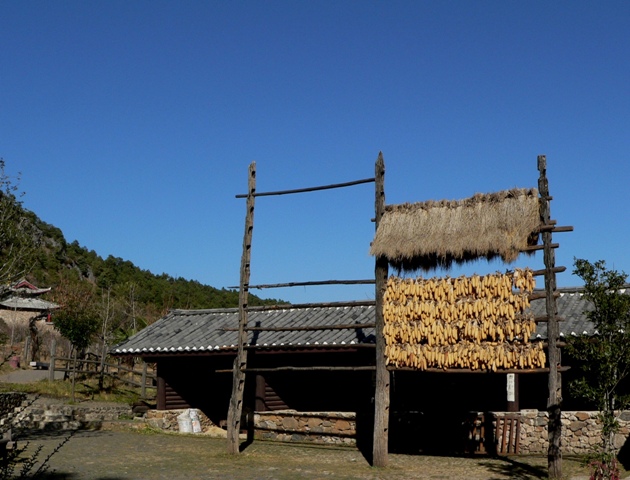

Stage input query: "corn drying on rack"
[{"left": 383, "top": 269, "right": 544, "bottom": 371}]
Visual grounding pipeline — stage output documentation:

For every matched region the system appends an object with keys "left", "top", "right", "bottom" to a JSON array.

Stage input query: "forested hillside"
[
  {"left": 27, "top": 213, "right": 282, "bottom": 329},
  {"left": 0, "top": 161, "right": 282, "bottom": 345}
]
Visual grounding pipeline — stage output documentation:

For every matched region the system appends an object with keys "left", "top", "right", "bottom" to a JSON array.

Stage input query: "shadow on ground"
[
  {"left": 478, "top": 456, "right": 548, "bottom": 480},
  {"left": 16, "top": 428, "right": 104, "bottom": 441},
  {"left": 39, "top": 475, "right": 126, "bottom": 480},
  {"left": 37, "top": 472, "right": 129, "bottom": 480}
]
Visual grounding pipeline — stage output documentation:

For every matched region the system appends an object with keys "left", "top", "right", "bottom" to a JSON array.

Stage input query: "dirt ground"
[
  {"left": 0, "top": 368, "right": 64, "bottom": 383},
  {"left": 15, "top": 424, "right": 600, "bottom": 480}
]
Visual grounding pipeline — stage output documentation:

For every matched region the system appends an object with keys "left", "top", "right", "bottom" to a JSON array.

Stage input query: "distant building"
[{"left": 0, "top": 279, "right": 59, "bottom": 360}]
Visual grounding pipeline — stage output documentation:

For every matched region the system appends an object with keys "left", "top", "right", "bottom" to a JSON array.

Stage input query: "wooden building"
[
  {"left": 117, "top": 156, "right": 573, "bottom": 471},
  {"left": 112, "top": 290, "right": 595, "bottom": 453}
]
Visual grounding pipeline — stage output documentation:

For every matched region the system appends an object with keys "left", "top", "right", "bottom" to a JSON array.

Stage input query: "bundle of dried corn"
[
  {"left": 385, "top": 341, "right": 546, "bottom": 371},
  {"left": 382, "top": 269, "right": 544, "bottom": 371}
]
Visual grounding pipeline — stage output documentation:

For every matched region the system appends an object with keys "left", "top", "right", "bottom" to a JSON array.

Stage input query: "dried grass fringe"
[{"left": 370, "top": 188, "right": 540, "bottom": 272}]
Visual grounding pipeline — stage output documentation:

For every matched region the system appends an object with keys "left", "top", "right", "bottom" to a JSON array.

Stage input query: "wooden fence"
[{"left": 46, "top": 340, "right": 156, "bottom": 399}]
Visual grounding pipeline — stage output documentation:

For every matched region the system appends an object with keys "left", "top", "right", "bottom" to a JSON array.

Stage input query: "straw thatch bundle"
[{"left": 370, "top": 188, "right": 540, "bottom": 272}]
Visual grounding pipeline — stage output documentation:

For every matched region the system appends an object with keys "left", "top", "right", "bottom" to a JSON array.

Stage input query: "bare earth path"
[
  {"left": 20, "top": 426, "right": 596, "bottom": 480},
  {"left": 0, "top": 368, "right": 64, "bottom": 383}
]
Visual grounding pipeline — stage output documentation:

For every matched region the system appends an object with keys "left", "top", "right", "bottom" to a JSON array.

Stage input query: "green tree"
[
  {"left": 52, "top": 275, "right": 101, "bottom": 401},
  {"left": 566, "top": 259, "right": 630, "bottom": 474},
  {"left": 0, "top": 159, "right": 37, "bottom": 293},
  {"left": 52, "top": 275, "right": 100, "bottom": 352}
]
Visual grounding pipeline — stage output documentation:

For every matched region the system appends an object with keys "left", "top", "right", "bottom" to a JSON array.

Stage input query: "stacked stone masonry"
[
  {"left": 146, "top": 409, "right": 226, "bottom": 437},
  {"left": 253, "top": 411, "right": 356, "bottom": 445},
  {"left": 0, "top": 393, "right": 132, "bottom": 432},
  {"left": 146, "top": 409, "right": 357, "bottom": 445},
  {"left": 148, "top": 408, "right": 630, "bottom": 453},
  {"left": 512, "top": 410, "right": 630, "bottom": 455},
  {"left": 3, "top": 392, "right": 628, "bottom": 455}
]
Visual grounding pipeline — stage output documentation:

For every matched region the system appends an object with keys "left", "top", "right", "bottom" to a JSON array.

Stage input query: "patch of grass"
[{"left": 0, "top": 376, "right": 155, "bottom": 404}]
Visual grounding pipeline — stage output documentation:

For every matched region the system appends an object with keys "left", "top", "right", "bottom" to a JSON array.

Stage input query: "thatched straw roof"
[{"left": 370, "top": 188, "right": 541, "bottom": 272}]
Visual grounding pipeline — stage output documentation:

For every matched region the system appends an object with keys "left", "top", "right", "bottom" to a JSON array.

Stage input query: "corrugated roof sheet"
[
  {"left": 112, "top": 305, "right": 376, "bottom": 355},
  {"left": 112, "top": 289, "right": 610, "bottom": 355}
]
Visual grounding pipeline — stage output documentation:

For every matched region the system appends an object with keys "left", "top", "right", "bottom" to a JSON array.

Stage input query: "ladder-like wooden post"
[
  {"left": 227, "top": 161, "right": 256, "bottom": 454},
  {"left": 538, "top": 155, "right": 562, "bottom": 479},
  {"left": 373, "top": 152, "right": 390, "bottom": 467}
]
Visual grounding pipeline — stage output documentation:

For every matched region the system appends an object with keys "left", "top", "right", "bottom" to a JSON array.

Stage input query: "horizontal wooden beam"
[
  {"left": 220, "top": 365, "right": 572, "bottom": 374},
  {"left": 243, "top": 343, "right": 376, "bottom": 350},
  {"left": 529, "top": 291, "right": 561, "bottom": 301},
  {"left": 239, "top": 366, "right": 377, "bottom": 373},
  {"left": 521, "top": 243, "right": 559, "bottom": 252},
  {"left": 230, "top": 279, "right": 376, "bottom": 290},
  {"left": 544, "top": 341, "right": 567, "bottom": 348},
  {"left": 223, "top": 323, "right": 376, "bottom": 332},
  {"left": 537, "top": 225, "right": 574, "bottom": 233},
  {"left": 389, "top": 366, "right": 570, "bottom": 374},
  {"left": 235, "top": 177, "right": 375, "bottom": 198},
  {"left": 531, "top": 266, "right": 566, "bottom": 277},
  {"left": 246, "top": 300, "right": 376, "bottom": 311},
  {"left": 534, "top": 315, "right": 565, "bottom": 323}
]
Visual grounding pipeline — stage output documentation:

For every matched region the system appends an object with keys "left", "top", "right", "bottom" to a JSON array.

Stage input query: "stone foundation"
[
  {"left": 0, "top": 392, "right": 27, "bottom": 420},
  {"left": 254, "top": 411, "right": 356, "bottom": 445},
  {"left": 146, "top": 409, "right": 356, "bottom": 445},
  {"left": 0, "top": 393, "right": 133, "bottom": 432},
  {"left": 145, "top": 409, "right": 226, "bottom": 437},
  {"left": 513, "top": 410, "right": 630, "bottom": 454},
  {"left": 6, "top": 394, "right": 623, "bottom": 456}
]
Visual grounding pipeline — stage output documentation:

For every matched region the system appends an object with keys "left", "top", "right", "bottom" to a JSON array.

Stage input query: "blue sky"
[{"left": 2, "top": 1, "right": 629, "bottom": 303}]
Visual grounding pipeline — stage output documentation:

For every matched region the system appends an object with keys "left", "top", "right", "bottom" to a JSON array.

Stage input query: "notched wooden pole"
[
  {"left": 373, "top": 152, "right": 390, "bottom": 467},
  {"left": 538, "top": 155, "right": 562, "bottom": 479},
  {"left": 227, "top": 162, "right": 256, "bottom": 455}
]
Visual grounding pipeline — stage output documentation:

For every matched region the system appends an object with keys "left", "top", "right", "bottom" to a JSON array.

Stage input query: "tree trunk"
[
  {"left": 28, "top": 316, "right": 40, "bottom": 363},
  {"left": 71, "top": 348, "right": 78, "bottom": 403}
]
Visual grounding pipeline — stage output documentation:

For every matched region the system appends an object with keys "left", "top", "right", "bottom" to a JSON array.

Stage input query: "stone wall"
[
  {"left": 146, "top": 409, "right": 356, "bottom": 445},
  {"left": 0, "top": 394, "right": 133, "bottom": 432},
  {"left": 0, "top": 392, "right": 27, "bottom": 420},
  {"left": 146, "top": 409, "right": 226, "bottom": 437},
  {"left": 254, "top": 411, "right": 356, "bottom": 445},
  {"left": 498, "top": 410, "right": 630, "bottom": 455},
  {"left": 18, "top": 398, "right": 621, "bottom": 455}
]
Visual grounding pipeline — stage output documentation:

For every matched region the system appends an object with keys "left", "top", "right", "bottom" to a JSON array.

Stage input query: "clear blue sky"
[{"left": 2, "top": 1, "right": 629, "bottom": 303}]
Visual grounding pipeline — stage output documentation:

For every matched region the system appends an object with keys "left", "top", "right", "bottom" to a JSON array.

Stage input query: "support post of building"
[
  {"left": 538, "top": 155, "right": 562, "bottom": 479},
  {"left": 373, "top": 152, "right": 390, "bottom": 467},
  {"left": 141, "top": 362, "right": 147, "bottom": 398},
  {"left": 227, "top": 161, "right": 257, "bottom": 454}
]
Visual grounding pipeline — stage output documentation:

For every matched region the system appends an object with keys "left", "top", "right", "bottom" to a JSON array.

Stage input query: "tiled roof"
[
  {"left": 0, "top": 296, "right": 59, "bottom": 311},
  {"left": 531, "top": 289, "right": 598, "bottom": 340},
  {"left": 112, "top": 305, "right": 376, "bottom": 355},
  {"left": 112, "top": 289, "right": 614, "bottom": 356}
]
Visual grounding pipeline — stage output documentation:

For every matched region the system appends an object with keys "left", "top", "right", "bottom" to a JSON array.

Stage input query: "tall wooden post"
[
  {"left": 141, "top": 362, "right": 148, "bottom": 398},
  {"left": 98, "top": 341, "right": 107, "bottom": 390},
  {"left": 227, "top": 161, "right": 257, "bottom": 454},
  {"left": 373, "top": 152, "right": 390, "bottom": 467},
  {"left": 538, "top": 155, "right": 562, "bottom": 479},
  {"left": 48, "top": 339, "right": 56, "bottom": 382},
  {"left": 157, "top": 370, "right": 166, "bottom": 410},
  {"left": 23, "top": 337, "right": 30, "bottom": 367}
]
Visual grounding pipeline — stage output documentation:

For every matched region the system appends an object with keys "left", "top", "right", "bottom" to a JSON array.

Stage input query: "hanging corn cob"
[{"left": 383, "top": 269, "right": 544, "bottom": 371}]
